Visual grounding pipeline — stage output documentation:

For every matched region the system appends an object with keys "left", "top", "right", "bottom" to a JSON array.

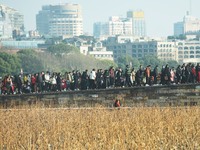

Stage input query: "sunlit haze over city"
[{"left": 1, "top": 0, "right": 200, "bottom": 37}]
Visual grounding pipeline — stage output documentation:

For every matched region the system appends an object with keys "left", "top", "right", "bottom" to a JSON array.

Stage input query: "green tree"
[
  {"left": 99, "top": 59, "right": 117, "bottom": 68},
  {"left": 0, "top": 52, "right": 21, "bottom": 76},
  {"left": 17, "top": 49, "right": 44, "bottom": 73},
  {"left": 117, "top": 55, "right": 140, "bottom": 69},
  {"left": 165, "top": 60, "right": 179, "bottom": 68},
  {"left": 140, "top": 55, "right": 163, "bottom": 68},
  {"left": 46, "top": 43, "right": 79, "bottom": 56}
]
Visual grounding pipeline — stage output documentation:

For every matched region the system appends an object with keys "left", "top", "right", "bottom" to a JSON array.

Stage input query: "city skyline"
[{"left": 1, "top": 0, "right": 200, "bottom": 37}]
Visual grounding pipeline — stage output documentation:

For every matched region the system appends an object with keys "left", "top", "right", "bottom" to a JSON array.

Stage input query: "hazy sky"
[{"left": 1, "top": 0, "right": 200, "bottom": 37}]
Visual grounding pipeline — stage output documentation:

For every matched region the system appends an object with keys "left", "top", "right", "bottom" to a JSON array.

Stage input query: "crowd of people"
[{"left": 1, "top": 62, "right": 200, "bottom": 95}]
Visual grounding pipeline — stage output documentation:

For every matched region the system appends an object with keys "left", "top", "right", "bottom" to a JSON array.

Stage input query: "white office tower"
[
  {"left": 0, "top": 4, "right": 24, "bottom": 38},
  {"left": 93, "top": 16, "right": 132, "bottom": 38},
  {"left": 127, "top": 10, "right": 146, "bottom": 37},
  {"left": 174, "top": 12, "right": 200, "bottom": 36},
  {"left": 108, "top": 16, "right": 132, "bottom": 36},
  {"left": 36, "top": 3, "right": 83, "bottom": 37}
]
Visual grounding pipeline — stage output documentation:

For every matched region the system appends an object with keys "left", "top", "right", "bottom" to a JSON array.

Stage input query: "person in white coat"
[{"left": 89, "top": 69, "right": 96, "bottom": 89}]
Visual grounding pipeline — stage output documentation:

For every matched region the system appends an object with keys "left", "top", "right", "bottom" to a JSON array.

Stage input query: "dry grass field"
[{"left": 0, "top": 107, "right": 200, "bottom": 149}]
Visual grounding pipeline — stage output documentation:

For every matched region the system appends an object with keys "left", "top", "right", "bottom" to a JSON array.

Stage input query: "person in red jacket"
[
  {"left": 31, "top": 74, "right": 36, "bottom": 93},
  {"left": 196, "top": 63, "right": 200, "bottom": 82},
  {"left": 114, "top": 99, "right": 121, "bottom": 107}
]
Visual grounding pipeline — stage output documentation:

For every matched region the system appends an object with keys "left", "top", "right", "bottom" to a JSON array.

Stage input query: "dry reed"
[{"left": 0, "top": 107, "right": 200, "bottom": 149}]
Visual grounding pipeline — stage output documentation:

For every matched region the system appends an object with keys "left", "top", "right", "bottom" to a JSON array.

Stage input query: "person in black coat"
[
  {"left": 81, "top": 70, "right": 89, "bottom": 90},
  {"left": 164, "top": 64, "right": 171, "bottom": 85},
  {"left": 176, "top": 65, "right": 182, "bottom": 84},
  {"left": 153, "top": 65, "right": 159, "bottom": 84},
  {"left": 14, "top": 74, "right": 22, "bottom": 94}
]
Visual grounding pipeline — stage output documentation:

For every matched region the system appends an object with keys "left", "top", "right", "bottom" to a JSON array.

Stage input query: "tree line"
[{"left": 0, "top": 43, "right": 178, "bottom": 77}]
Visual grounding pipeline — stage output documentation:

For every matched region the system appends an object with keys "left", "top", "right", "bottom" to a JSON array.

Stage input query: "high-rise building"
[
  {"left": 174, "top": 12, "right": 200, "bottom": 36},
  {"left": 93, "top": 16, "right": 132, "bottom": 38},
  {"left": 93, "top": 22, "right": 109, "bottom": 38},
  {"left": 127, "top": 10, "right": 146, "bottom": 37},
  {"left": 174, "top": 22, "right": 184, "bottom": 36},
  {"left": 0, "top": 4, "right": 24, "bottom": 38},
  {"left": 108, "top": 16, "right": 132, "bottom": 36},
  {"left": 36, "top": 3, "right": 83, "bottom": 37}
]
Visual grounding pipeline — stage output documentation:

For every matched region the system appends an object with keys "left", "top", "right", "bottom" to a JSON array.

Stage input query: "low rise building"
[
  {"left": 176, "top": 40, "right": 200, "bottom": 64},
  {"left": 88, "top": 41, "right": 113, "bottom": 61},
  {"left": 1, "top": 40, "right": 45, "bottom": 49},
  {"left": 105, "top": 38, "right": 178, "bottom": 62}
]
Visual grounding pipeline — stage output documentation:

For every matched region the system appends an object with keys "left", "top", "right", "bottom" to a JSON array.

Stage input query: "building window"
[
  {"left": 122, "top": 45, "right": 126, "bottom": 49},
  {"left": 190, "top": 55, "right": 194, "bottom": 58},
  {"left": 196, "top": 46, "right": 200, "bottom": 50},
  {"left": 150, "top": 44, "right": 154, "bottom": 48},
  {"left": 138, "top": 45, "right": 142, "bottom": 48},
  {"left": 149, "top": 49, "right": 154, "bottom": 53},
  {"left": 190, "top": 51, "right": 195, "bottom": 54},
  {"left": 132, "top": 45, "right": 136, "bottom": 48},
  {"left": 196, "top": 55, "right": 200, "bottom": 58},
  {"left": 190, "top": 46, "right": 194, "bottom": 50},
  {"left": 132, "top": 54, "right": 137, "bottom": 57},
  {"left": 97, "top": 42, "right": 102, "bottom": 47},
  {"left": 178, "top": 51, "right": 183, "bottom": 54},
  {"left": 132, "top": 49, "right": 136, "bottom": 53},
  {"left": 178, "top": 42, "right": 183, "bottom": 46},
  {"left": 184, "top": 51, "right": 188, "bottom": 54},
  {"left": 178, "top": 47, "right": 183, "bottom": 50},
  {"left": 138, "top": 49, "right": 142, "bottom": 53},
  {"left": 184, "top": 46, "right": 188, "bottom": 50},
  {"left": 179, "top": 55, "right": 183, "bottom": 58}
]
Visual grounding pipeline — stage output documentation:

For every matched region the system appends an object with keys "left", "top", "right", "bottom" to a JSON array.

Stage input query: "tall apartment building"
[
  {"left": 93, "top": 16, "right": 132, "bottom": 38},
  {"left": 127, "top": 10, "right": 146, "bottom": 37},
  {"left": 108, "top": 16, "right": 132, "bottom": 36},
  {"left": 36, "top": 3, "right": 83, "bottom": 37},
  {"left": 0, "top": 4, "right": 24, "bottom": 38},
  {"left": 174, "top": 12, "right": 200, "bottom": 36},
  {"left": 93, "top": 22, "right": 109, "bottom": 38}
]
